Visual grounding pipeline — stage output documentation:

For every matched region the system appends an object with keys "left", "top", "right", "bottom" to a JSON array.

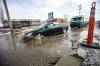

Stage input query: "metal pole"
[
  {"left": 3, "top": 0, "right": 14, "bottom": 34},
  {"left": 78, "top": 5, "right": 82, "bottom": 16}
]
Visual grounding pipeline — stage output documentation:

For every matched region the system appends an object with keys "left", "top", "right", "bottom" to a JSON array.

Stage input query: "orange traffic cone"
[{"left": 87, "top": 2, "right": 96, "bottom": 45}]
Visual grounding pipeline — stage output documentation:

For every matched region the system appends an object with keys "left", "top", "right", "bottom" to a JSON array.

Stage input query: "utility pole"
[
  {"left": 0, "top": 7, "right": 4, "bottom": 22},
  {"left": 78, "top": 5, "right": 82, "bottom": 16},
  {"left": 3, "top": 0, "right": 14, "bottom": 35}
]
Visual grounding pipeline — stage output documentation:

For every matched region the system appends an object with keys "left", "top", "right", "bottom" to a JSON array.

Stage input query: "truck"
[{"left": 70, "top": 16, "right": 86, "bottom": 29}]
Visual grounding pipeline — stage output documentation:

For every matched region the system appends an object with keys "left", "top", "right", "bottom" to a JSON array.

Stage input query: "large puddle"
[{"left": 1, "top": 27, "right": 98, "bottom": 66}]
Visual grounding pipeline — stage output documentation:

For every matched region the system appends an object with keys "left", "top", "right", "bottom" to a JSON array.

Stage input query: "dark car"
[{"left": 24, "top": 23, "right": 68, "bottom": 37}]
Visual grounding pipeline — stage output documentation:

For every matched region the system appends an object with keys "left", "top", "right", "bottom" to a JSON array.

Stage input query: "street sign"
[{"left": 48, "top": 12, "right": 53, "bottom": 19}]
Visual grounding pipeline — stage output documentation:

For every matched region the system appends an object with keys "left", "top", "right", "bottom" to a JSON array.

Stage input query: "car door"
[
  {"left": 40, "top": 24, "right": 54, "bottom": 36},
  {"left": 41, "top": 24, "right": 63, "bottom": 37}
]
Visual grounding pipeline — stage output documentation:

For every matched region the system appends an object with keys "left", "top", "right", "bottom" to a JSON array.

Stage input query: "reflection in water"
[
  {"left": 63, "top": 29, "right": 67, "bottom": 39},
  {"left": 9, "top": 34, "right": 17, "bottom": 50}
]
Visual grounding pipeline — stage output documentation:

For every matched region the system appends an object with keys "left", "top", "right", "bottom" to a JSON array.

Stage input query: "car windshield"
[
  {"left": 37, "top": 23, "right": 47, "bottom": 29},
  {"left": 47, "top": 24, "right": 55, "bottom": 28},
  {"left": 71, "top": 17, "right": 82, "bottom": 21}
]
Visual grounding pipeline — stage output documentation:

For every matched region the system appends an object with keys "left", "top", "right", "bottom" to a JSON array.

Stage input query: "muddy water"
[{"left": 0, "top": 29, "right": 82, "bottom": 66}]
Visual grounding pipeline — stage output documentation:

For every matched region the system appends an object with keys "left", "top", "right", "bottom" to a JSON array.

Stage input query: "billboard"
[{"left": 48, "top": 12, "right": 53, "bottom": 19}]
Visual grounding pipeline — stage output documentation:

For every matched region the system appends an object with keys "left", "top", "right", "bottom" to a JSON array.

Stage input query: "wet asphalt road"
[
  {"left": 0, "top": 26, "right": 99, "bottom": 66},
  {"left": 0, "top": 34, "right": 61, "bottom": 66}
]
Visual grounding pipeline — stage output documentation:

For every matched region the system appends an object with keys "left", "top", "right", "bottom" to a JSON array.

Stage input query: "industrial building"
[
  {"left": 3, "top": 19, "right": 41, "bottom": 28},
  {"left": 47, "top": 12, "right": 67, "bottom": 23},
  {"left": 47, "top": 18, "right": 67, "bottom": 23}
]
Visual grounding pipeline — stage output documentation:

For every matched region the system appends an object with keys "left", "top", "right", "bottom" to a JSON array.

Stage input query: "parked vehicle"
[
  {"left": 70, "top": 16, "right": 86, "bottom": 29},
  {"left": 24, "top": 22, "right": 68, "bottom": 37}
]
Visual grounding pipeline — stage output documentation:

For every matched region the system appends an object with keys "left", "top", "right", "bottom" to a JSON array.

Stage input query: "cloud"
[
  {"left": 46, "top": 0, "right": 66, "bottom": 8},
  {"left": 1, "top": 0, "right": 100, "bottom": 20},
  {"left": 70, "top": 0, "right": 84, "bottom": 5}
]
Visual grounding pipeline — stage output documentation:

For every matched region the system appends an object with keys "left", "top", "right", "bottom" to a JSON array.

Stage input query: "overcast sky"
[{"left": 0, "top": 0, "right": 100, "bottom": 21}]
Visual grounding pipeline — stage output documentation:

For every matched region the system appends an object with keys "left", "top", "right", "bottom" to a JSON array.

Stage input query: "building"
[
  {"left": 3, "top": 19, "right": 41, "bottom": 28},
  {"left": 3, "top": 19, "right": 21, "bottom": 28},
  {"left": 47, "top": 18, "right": 67, "bottom": 23},
  {"left": 20, "top": 19, "right": 32, "bottom": 27},
  {"left": 31, "top": 19, "right": 41, "bottom": 26},
  {"left": 20, "top": 19, "right": 41, "bottom": 27},
  {"left": 47, "top": 12, "right": 67, "bottom": 23}
]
